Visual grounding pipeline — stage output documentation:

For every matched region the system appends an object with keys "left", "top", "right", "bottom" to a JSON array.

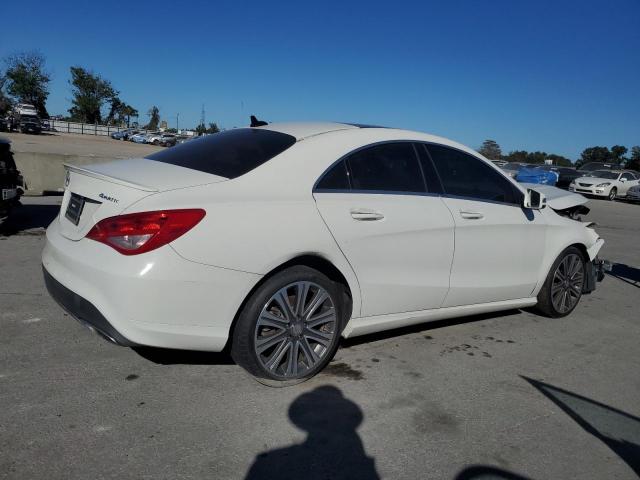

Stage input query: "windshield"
[{"left": 588, "top": 170, "right": 618, "bottom": 179}]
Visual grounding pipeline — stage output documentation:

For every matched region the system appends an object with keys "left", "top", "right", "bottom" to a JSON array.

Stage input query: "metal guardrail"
[{"left": 49, "top": 120, "right": 149, "bottom": 137}]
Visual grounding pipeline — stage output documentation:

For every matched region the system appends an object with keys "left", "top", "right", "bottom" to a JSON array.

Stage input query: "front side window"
[
  {"left": 621, "top": 173, "right": 634, "bottom": 181},
  {"left": 427, "top": 144, "right": 519, "bottom": 204},
  {"left": 346, "top": 143, "right": 425, "bottom": 193},
  {"left": 146, "top": 128, "right": 296, "bottom": 179}
]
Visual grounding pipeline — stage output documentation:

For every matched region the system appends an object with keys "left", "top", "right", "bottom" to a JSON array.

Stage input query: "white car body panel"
[
  {"left": 314, "top": 193, "right": 454, "bottom": 316},
  {"left": 42, "top": 122, "right": 605, "bottom": 351},
  {"left": 439, "top": 197, "right": 546, "bottom": 307}
]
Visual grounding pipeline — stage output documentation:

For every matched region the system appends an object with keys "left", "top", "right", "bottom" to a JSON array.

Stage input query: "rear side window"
[
  {"left": 146, "top": 128, "right": 296, "bottom": 179},
  {"left": 347, "top": 143, "right": 425, "bottom": 193},
  {"left": 427, "top": 144, "right": 519, "bottom": 204},
  {"left": 316, "top": 161, "right": 350, "bottom": 190}
]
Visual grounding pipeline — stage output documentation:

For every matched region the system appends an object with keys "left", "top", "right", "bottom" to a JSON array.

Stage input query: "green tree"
[
  {"left": 195, "top": 123, "right": 207, "bottom": 135},
  {"left": 576, "top": 146, "right": 612, "bottom": 168},
  {"left": 478, "top": 139, "right": 502, "bottom": 160},
  {"left": 145, "top": 106, "right": 160, "bottom": 130},
  {"left": 3, "top": 51, "right": 51, "bottom": 117},
  {"left": 610, "top": 145, "right": 628, "bottom": 165},
  {"left": 121, "top": 104, "right": 138, "bottom": 127},
  {"left": 626, "top": 146, "right": 640, "bottom": 171},
  {"left": 207, "top": 122, "right": 220, "bottom": 134},
  {"left": 105, "top": 97, "right": 138, "bottom": 126},
  {"left": 504, "top": 150, "right": 529, "bottom": 163},
  {"left": 0, "top": 74, "right": 12, "bottom": 116},
  {"left": 68, "top": 66, "right": 116, "bottom": 123}
]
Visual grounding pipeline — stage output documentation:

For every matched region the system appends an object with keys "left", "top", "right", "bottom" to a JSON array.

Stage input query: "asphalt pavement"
[{"left": 1, "top": 196, "right": 639, "bottom": 480}]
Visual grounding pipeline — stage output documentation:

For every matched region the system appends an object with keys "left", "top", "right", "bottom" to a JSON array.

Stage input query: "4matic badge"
[{"left": 99, "top": 193, "right": 119, "bottom": 203}]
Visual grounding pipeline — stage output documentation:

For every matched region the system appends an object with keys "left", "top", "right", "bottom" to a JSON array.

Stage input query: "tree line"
[
  {"left": 0, "top": 51, "right": 218, "bottom": 132},
  {"left": 478, "top": 139, "right": 640, "bottom": 171}
]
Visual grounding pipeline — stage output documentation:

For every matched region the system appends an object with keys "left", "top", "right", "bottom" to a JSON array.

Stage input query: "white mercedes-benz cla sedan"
[{"left": 43, "top": 122, "right": 606, "bottom": 383}]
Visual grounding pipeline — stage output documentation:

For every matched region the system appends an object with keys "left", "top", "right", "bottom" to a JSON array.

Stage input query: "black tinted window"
[
  {"left": 427, "top": 144, "right": 519, "bottom": 204},
  {"left": 621, "top": 173, "right": 634, "bottom": 181},
  {"left": 347, "top": 143, "right": 425, "bottom": 193},
  {"left": 316, "top": 161, "right": 350, "bottom": 190},
  {"left": 146, "top": 128, "right": 296, "bottom": 179}
]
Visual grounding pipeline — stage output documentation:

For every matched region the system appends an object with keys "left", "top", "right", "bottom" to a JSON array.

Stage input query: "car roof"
[
  {"left": 254, "top": 121, "right": 480, "bottom": 156},
  {"left": 255, "top": 122, "right": 360, "bottom": 140}
]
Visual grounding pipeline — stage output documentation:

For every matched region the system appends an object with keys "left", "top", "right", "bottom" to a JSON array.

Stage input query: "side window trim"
[{"left": 313, "top": 140, "right": 429, "bottom": 195}]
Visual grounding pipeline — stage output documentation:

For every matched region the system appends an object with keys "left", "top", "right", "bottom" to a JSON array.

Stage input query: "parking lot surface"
[{"left": 1, "top": 197, "right": 639, "bottom": 479}]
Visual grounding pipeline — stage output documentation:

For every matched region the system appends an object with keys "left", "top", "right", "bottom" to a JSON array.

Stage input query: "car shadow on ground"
[
  {"left": 341, "top": 309, "right": 524, "bottom": 348},
  {"left": 0, "top": 202, "right": 59, "bottom": 236},
  {"left": 454, "top": 465, "right": 531, "bottom": 479},
  {"left": 132, "top": 346, "right": 235, "bottom": 365},
  {"left": 522, "top": 376, "right": 640, "bottom": 477},
  {"left": 607, "top": 263, "right": 640, "bottom": 288},
  {"left": 133, "top": 310, "right": 525, "bottom": 367}
]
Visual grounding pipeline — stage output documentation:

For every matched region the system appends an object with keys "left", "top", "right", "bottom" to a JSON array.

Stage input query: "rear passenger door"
[
  {"left": 423, "top": 143, "right": 547, "bottom": 307},
  {"left": 313, "top": 142, "right": 455, "bottom": 317}
]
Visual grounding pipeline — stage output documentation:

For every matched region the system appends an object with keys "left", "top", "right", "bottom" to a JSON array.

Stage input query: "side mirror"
[
  {"left": 620, "top": 178, "right": 626, "bottom": 182},
  {"left": 524, "top": 188, "right": 546, "bottom": 210}
]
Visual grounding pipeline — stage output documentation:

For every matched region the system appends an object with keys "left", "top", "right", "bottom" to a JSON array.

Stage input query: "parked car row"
[
  {"left": 111, "top": 128, "right": 194, "bottom": 147},
  {"left": 0, "top": 104, "right": 43, "bottom": 134}
]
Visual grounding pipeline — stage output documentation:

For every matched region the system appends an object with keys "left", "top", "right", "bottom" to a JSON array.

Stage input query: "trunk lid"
[{"left": 58, "top": 158, "right": 226, "bottom": 240}]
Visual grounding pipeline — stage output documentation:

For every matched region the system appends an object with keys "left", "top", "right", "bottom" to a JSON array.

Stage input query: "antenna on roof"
[{"left": 250, "top": 115, "right": 268, "bottom": 127}]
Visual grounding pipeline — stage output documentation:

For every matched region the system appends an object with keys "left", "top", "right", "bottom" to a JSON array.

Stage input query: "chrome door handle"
[
  {"left": 350, "top": 209, "right": 384, "bottom": 221},
  {"left": 459, "top": 210, "right": 484, "bottom": 220}
]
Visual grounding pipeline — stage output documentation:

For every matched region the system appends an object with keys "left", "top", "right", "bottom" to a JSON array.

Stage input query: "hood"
[
  {"left": 575, "top": 176, "right": 611, "bottom": 185},
  {"left": 521, "top": 183, "right": 588, "bottom": 210}
]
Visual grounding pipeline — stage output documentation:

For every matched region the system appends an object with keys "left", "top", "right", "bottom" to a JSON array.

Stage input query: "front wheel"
[
  {"left": 231, "top": 266, "right": 344, "bottom": 384},
  {"left": 608, "top": 187, "right": 617, "bottom": 201},
  {"left": 535, "top": 246, "right": 585, "bottom": 318}
]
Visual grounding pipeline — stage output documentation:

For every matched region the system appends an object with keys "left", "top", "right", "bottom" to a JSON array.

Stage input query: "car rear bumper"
[
  {"left": 43, "top": 266, "right": 138, "bottom": 346},
  {"left": 42, "top": 217, "right": 262, "bottom": 351}
]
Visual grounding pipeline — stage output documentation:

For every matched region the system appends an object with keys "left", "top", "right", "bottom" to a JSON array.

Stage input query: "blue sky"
[{"left": 3, "top": 0, "right": 639, "bottom": 159}]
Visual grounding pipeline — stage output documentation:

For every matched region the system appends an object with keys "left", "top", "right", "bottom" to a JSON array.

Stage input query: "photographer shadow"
[{"left": 245, "top": 385, "right": 379, "bottom": 480}]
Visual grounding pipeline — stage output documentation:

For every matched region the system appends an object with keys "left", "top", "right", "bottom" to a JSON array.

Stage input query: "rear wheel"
[
  {"left": 608, "top": 187, "right": 617, "bottom": 201},
  {"left": 231, "top": 266, "right": 344, "bottom": 384},
  {"left": 536, "top": 246, "right": 585, "bottom": 318}
]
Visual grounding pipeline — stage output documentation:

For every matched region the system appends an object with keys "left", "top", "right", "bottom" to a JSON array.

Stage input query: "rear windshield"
[{"left": 146, "top": 128, "right": 296, "bottom": 179}]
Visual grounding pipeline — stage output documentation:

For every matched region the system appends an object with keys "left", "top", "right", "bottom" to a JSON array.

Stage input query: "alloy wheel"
[
  {"left": 254, "top": 281, "right": 337, "bottom": 379},
  {"left": 609, "top": 188, "right": 616, "bottom": 201},
  {"left": 551, "top": 253, "right": 584, "bottom": 314}
]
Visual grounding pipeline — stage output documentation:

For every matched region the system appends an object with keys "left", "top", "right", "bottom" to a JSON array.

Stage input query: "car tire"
[
  {"left": 153, "top": 140, "right": 159, "bottom": 145},
  {"left": 231, "top": 266, "right": 345, "bottom": 385},
  {"left": 535, "top": 246, "right": 586, "bottom": 318},
  {"left": 608, "top": 187, "right": 617, "bottom": 201}
]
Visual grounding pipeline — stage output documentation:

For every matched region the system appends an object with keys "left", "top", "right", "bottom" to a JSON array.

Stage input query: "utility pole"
[
  {"left": 176, "top": 113, "right": 179, "bottom": 132},
  {"left": 200, "top": 104, "right": 205, "bottom": 130}
]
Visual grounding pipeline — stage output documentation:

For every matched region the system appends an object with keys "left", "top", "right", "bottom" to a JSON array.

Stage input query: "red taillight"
[{"left": 86, "top": 209, "right": 206, "bottom": 255}]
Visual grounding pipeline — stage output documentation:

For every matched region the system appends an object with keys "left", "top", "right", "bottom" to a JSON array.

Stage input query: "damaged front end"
[{"left": 523, "top": 183, "right": 609, "bottom": 293}]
